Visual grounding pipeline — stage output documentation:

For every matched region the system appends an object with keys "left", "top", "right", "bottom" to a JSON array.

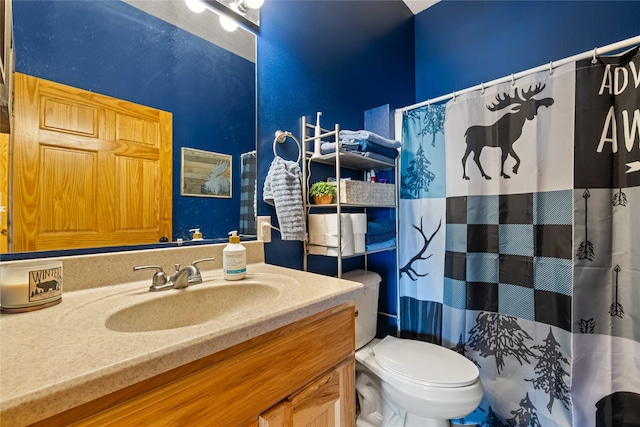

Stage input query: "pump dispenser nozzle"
[
  {"left": 228, "top": 230, "right": 240, "bottom": 243},
  {"left": 189, "top": 228, "right": 203, "bottom": 241}
]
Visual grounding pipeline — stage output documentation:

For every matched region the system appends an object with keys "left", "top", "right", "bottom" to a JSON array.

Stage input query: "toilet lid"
[{"left": 373, "top": 336, "right": 479, "bottom": 388}]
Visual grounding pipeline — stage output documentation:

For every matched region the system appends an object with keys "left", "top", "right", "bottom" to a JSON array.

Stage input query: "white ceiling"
[{"left": 402, "top": 0, "right": 440, "bottom": 15}]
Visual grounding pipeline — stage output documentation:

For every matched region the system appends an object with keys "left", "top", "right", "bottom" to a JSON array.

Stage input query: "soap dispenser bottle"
[{"left": 223, "top": 231, "right": 246, "bottom": 280}]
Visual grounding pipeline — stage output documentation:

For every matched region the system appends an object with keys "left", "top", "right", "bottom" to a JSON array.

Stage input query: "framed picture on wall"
[{"left": 181, "top": 147, "right": 232, "bottom": 198}]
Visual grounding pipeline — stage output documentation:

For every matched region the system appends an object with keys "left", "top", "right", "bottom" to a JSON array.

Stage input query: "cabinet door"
[
  {"left": 293, "top": 368, "right": 340, "bottom": 426},
  {"left": 259, "top": 358, "right": 355, "bottom": 427},
  {"left": 259, "top": 402, "right": 292, "bottom": 427}
]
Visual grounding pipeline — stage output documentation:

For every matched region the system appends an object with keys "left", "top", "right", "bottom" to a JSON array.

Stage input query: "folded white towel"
[{"left": 263, "top": 156, "right": 306, "bottom": 241}]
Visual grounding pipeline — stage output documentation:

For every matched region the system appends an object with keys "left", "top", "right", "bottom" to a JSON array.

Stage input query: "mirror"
[{"left": 6, "top": 0, "right": 257, "bottom": 256}]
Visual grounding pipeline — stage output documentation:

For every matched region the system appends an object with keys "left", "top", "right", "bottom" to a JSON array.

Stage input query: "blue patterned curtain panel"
[{"left": 399, "top": 52, "right": 640, "bottom": 427}]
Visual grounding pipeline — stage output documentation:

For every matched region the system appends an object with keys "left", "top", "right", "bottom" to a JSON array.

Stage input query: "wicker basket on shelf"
[{"left": 331, "top": 180, "right": 395, "bottom": 206}]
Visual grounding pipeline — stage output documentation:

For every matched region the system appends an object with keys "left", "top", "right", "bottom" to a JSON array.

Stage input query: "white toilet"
[{"left": 344, "top": 269, "right": 483, "bottom": 427}]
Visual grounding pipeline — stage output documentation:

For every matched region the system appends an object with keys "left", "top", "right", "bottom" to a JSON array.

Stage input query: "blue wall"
[
  {"left": 257, "top": 0, "right": 415, "bottom": 270},
  {"left": 12, "top": 0, "right": 256, "bottom": 242},
  {"left": 414, "top": 0, "right": 640, "bottom": 101},
  {"left": 257, "top": 0, "right": 640, "bottom": 338}
]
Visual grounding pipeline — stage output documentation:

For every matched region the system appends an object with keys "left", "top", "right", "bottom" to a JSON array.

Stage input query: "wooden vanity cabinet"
[{"left": 35, "top": 305, "right": 355, "bottom": 427}]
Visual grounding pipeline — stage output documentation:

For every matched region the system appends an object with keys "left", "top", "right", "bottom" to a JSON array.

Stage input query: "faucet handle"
[
  {"left": 192, "top": 257, "right": 215, "bottom": 268},
  {"left": 133, "top": 265, "right": 168, "bottom": 288},
  {"left": 188, "top": 258, "right": 215, "bottom": 284}
]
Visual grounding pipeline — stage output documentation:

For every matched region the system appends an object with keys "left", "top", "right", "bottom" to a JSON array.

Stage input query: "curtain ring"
[
  {"left": 481, "top": 82, "right": 485, "bottom": 94},
  {"left": 452, "top": 91, "right": 457, "bottom": 101},
  {"left": 511, "top": 73, "right": 516, "bottom": 86},
  {"left": 592, "top": 47, "right": 598, "bottom": 64},
  {"left": 548, "top": 61, "right": 554, "bottom": 75}
]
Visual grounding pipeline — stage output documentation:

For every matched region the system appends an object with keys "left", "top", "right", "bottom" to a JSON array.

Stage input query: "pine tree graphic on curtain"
[
  {"left": 467, "top": 312, "right": 535, "bottom": 374},
  {"left": 506, "top": 394, "right": 542, "bottom": 427},
  {"left": 525, "top": 327, "right": 571, "bottom": 413},
  {"left": 420, "top": 103, "right": 446, "bottom": 147},
  {"left": 401, "top": 144, "right": 436, "bottom": 198},
  {"left": 480, "top": 395, "right": 544, "bottom": 427},
  {"left": 400, "top": 105, "right": 444, "bottom": 198}
]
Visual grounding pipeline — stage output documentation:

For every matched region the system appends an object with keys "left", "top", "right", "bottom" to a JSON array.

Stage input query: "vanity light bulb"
[
  {"left": 185, "top": 0, "right": 206, "bottom": 13},
  {"left": 244, "top": 0, "right": 264, "bottom": 9},
  {"left": 220, "top": 14, "right": 239, "bottom": 32}
]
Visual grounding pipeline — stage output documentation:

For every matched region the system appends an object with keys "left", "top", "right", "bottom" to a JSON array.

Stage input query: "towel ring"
[{"left": 273, "top": 130, "right": 301, "bottom": 163}]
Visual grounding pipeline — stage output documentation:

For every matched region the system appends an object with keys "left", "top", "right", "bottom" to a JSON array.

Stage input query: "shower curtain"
[{"left": 399, "top": 49, "right": 640, "bottom": 426}]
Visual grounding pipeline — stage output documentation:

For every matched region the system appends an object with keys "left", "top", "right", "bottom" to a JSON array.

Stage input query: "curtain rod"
[{"left": 396, "top": 34, "right": 640, "bottom": 114}]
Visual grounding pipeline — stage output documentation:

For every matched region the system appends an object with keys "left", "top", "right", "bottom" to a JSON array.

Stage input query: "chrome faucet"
[{"left": 134, "top": 258, "right": 215, "bottom": 291}]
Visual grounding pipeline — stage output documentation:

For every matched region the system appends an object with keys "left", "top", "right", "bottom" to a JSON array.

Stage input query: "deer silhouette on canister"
[{"left": 462, "top": 83, "right": 554, "bottom": 180}]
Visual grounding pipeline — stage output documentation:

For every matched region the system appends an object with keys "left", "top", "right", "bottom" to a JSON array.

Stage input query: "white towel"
[{"left": 263, "top": 156, "right": 306, "bottom": 241}]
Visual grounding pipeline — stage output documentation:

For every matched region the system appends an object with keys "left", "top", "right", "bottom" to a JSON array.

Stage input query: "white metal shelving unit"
[{"left": 301, "top": 116, "right": 397, "bottom": 278}]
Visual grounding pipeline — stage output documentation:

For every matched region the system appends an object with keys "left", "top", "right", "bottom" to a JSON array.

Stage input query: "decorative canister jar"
[{"left": 0, "top": 261, "right": 63, "bottom": 313}]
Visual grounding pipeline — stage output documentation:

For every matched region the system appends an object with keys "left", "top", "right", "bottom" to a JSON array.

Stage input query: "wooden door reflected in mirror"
[{"left": 12, "top": 73, "right": 172, "bottom": 252}]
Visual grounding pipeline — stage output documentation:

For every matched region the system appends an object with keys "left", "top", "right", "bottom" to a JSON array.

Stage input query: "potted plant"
[{"left": 309, "top": 181, "right": 337, "bottom": 204}]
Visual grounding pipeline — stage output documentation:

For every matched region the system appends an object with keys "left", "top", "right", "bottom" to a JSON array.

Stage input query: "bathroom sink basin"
[{"left": 105, "top": 281, "right": 281, "bottom": 332}]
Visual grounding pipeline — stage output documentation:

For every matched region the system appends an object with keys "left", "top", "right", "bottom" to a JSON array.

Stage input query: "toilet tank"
[{"left": 342, "top": 269, "right": 381, "bottom": 350}]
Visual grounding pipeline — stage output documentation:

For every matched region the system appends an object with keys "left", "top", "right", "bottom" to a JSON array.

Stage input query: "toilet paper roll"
[
  {"left": 308, "top": 214, "right": 353, "bottom": 235},
  {"left": 354, "top": 234, "right": 365, "bottom": 253},
  {"left": 308, "top": 246, "right": 340, "bottom": 256},
  {"left": 309, "top": 234, "right": 340, "bottom": 247},
  {"left": 350, "top": 213, "right": 367, "bottom": 234},
  {"left": 339, "top": 214, "right": 354, "bottom": 256},
  {"left": 308, "top": 214, "right": 354, "bottom": 256}
]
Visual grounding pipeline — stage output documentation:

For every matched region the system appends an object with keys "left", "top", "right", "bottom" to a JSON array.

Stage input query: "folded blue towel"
[
  {"left": 339, "top": 130, "right": 402, "bottom": 149},
  {"left": 321, "top": 140, "right": 399, "bottom": 159},
  {"left": 320, "top": 141, "right": 359, "bottom": 154},
  {"left": 320, "top": 142, "right": 396, "bottom": 164},
  {"left": 355, "top": 139, "right": 399, "bottom": 159},
  {"left": 366, "top": 238, "right": 396, "bottom": 252},
  {"left": 359, "top": 151, "right": 397, "bottom": 164},
  {"left": 366, "top": 230, "right": 396, "bottom": 245},
  {"left": 367, "top": 219, "right": 395, "bottom": 235}
]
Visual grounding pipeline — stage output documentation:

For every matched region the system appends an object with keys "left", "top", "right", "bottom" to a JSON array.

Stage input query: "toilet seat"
[{"left": 373, "top": 336, "right": 479, "bottom": 388}]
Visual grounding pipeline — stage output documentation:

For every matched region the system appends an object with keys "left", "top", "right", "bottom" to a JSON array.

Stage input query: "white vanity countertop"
[{"left": 0, "top": 263, "right": 363, "bottom": 426}]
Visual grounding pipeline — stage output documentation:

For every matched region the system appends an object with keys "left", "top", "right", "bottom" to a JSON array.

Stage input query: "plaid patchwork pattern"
[
  {"left": 239, "top": 152, "right": 257, "bottom": 235},
  {"left": 444, "top": 190, "right": 573, "bottom": 331}
]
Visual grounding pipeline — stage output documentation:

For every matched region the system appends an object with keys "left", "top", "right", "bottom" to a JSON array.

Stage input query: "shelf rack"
[{"left": 301, "top": 116, "right": 397, "bottom": 278}]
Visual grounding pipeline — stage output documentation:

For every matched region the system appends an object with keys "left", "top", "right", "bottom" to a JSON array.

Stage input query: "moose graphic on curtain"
[
  {"left": 461, "top": 83, "right": 554, "bottom": 181},
  {"left": 399, "top": 48, "right": 640, "bottom": 427}
]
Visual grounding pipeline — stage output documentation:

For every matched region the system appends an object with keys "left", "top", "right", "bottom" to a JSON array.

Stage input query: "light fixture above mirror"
[{"left": 185, "top": 0, "right": 262, "bottom": 32}]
